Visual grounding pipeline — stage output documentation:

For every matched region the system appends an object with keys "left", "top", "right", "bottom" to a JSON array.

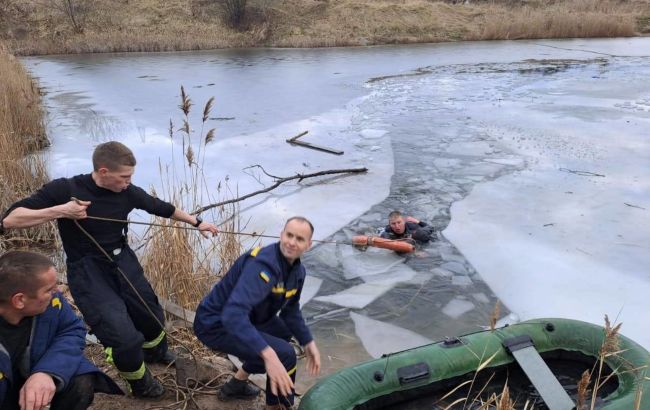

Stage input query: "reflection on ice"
[
  {"left": 339, "top": 247, "right": 406, "bottom": 280},
  {"left": 301, "top": 276, "right": 323, "bottom": 307},
  {"left": 351, "top": 312, "right": 431, "bottom": 359},
  {"left": 441, "top": 298, "right": 476, "bottom": 319}
]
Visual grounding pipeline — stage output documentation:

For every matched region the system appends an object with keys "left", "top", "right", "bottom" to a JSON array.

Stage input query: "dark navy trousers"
[
  {"left": 208, "top": 317, "right": 298, "bottom": 406},
  {"left": 66, "top": 246, "right": 166, "bottom": 373}
]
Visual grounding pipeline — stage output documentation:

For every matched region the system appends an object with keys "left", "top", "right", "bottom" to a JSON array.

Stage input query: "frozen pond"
[{"left": 23, "top": 38, "right": 650, "bottom": 388}]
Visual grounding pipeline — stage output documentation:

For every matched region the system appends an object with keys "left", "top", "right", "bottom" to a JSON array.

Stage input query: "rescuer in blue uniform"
[
  {"left": 194, "top": 216, "right": 321, "bottom": 410},
  {"left": 0, "top": 250, "right": 122, "bottom": 410},
  {"left": 1, "top": 141, "right": 219, "bottom": 398}
]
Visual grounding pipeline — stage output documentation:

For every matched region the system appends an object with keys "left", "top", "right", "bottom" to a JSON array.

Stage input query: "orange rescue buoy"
[{"left": 352, "top": 235, "right": 415, "bottom": 253}]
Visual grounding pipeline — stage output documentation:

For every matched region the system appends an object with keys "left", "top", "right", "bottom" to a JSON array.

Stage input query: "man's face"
[
  {"left": 99, "top": 165, "right": 134, "bottom": 192},
  {"left": 21, "top": 267, "right": 58, "bottom": 316},
  {"left": 389, "top": 216, "right": 406, "bottom": 234},
  {"left": 279, "top": 220, "right": 313, "bottom": 263}
]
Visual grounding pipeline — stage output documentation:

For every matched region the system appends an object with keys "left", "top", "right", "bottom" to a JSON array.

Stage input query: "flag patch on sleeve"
[{"left": 259, "top": 271, "right": 270, "bottom": 283}]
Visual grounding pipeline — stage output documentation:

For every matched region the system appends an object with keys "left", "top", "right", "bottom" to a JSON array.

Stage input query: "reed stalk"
[{"left": 140, "top": 87, "right": 243, "bottom": 311}]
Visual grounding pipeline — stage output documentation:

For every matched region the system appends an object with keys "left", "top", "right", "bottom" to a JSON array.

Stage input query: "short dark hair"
[
  {"left": 0, "top": 251, "right": 55, "bottom": 302},
  {"left": 285, "top": 216, "right": 314, "bottom": 237},
  {"left": 92, "top": 141, "right": 137, "bottom": 171},
  {"left": 388, "top": 211, "right": 403, "bottom": 220}
]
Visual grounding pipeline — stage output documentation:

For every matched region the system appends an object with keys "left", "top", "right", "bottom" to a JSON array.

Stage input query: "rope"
[{"left": 78, "top": 214, "right": 414, "bottom": 247}]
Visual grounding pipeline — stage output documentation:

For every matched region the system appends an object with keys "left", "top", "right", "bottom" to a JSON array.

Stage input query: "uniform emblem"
[{"left": 51, "top": 297, "right": 62, "bottom": 310}]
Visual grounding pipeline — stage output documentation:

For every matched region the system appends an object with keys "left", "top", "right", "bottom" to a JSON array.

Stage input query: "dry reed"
[
  {"left": 0, "top": 45, "right": 59, "bottom": 257},
  {"left": 140, "top": 87, "right": 243, "bottom": 311}
]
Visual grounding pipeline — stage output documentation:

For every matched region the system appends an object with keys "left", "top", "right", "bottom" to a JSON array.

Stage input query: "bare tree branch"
[{"left": 193, "top": 166, "right": 368, "bottom": 214}]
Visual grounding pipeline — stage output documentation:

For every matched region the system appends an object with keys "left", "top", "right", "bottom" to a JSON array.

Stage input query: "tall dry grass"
[
  {"left": 3, "top": 0, "right": 650, "bottom": 55},
  {"left": 140, "top": 87, "right": 243, "bottom": 311},
  {"left": 0, "top": 44, "right": 59, "bottom": 255},
  {"left": 472, "top": 0, "right": 638, "bottom": 40}
]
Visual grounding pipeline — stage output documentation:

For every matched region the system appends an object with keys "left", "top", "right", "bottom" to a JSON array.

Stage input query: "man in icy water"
[
  {"left": 194, "top": 216, "right": 321, "bottom": 410},
  {"left": 0, "top": 250, "right": 122, "bottom": 410},
  {"left": 1, "top": 141, "right": 219, "bottom": 398},
  {"left": 380, "top": 210, "right": 435, "bottom": 243}
]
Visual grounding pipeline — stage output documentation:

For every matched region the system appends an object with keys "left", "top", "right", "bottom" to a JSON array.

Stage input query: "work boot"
[
  {"left": 127, "top": 368, "right": 165, "bottom": 398},
  {"left": 144, "top": 348, "right": 177, "bottom": 365},
  {"left": 217, "top": 376, "right": 261, "bottom": 401},
  {"left": 143, "top": 339, "right": 177, "bottom": 365}
]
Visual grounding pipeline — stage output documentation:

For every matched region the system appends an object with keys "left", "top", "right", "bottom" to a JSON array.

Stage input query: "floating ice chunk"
[
  {"left": 314, "top": 282, "right": 395, "bottom": 309},
  {"left": 350, "top": 312, "right": 432, "bottom": 358},
  {"left": 441, "top": 261, "right": 468, "bottom": 275},
  {"left": 310, "top": 243, "right": 339, "bottom": 268},
  {"left": 472, "top": 292, "right": 490, "bottom": 304},
  {"left": 452, "top": 275, "right": 473, "bottom": 287},
  {"left": 301, "top": 276, "right": 323, "bottom": 308},
  {"left": 432, "top": 267, "right": 453, "bottom": 277},
  {"left": 442, "top": 298, "right": 475, "bottom": 319},
  {"left": 361, "top": 263, "right": 417, "bottom": 284},
  {"left": 340, "top": 248, "right": 405, "bottom": 280},
  {"left": 360, "top": 129, "right": 387, "bottom": 139}
]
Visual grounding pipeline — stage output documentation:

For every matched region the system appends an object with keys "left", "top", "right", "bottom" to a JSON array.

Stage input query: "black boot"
[
  {"left": 143, "top": 338, "right": 177, "bottom": 365},
  {"left": 127, "top": 368, "right": 165, "bottom": 398},
  {"left": 218, "top": 376, "right": 261, "bottom": 401}
]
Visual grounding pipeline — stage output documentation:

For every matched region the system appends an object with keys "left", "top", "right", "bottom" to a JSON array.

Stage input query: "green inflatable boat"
[{"left": 299, "top": 318, "right": 650, "bottom": 409}]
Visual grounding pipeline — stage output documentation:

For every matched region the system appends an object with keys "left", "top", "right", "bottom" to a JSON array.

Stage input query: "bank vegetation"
[
  {"left": 0, "top": 46, "right": 58, "bottom": 255},
  {"left": 1, "top": 0, "right": 649, "bottom": 56}
]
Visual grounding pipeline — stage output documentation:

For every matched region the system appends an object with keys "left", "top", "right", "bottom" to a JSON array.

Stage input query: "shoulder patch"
[
  {"left": 51, "top": 297, "right": 62, "bottom": 310},
  {"left": 251, "top": 247, "right": 261, "bottom": 257},
  {"left": 259, "top": 271, "right": 270, "bottom": 283}
]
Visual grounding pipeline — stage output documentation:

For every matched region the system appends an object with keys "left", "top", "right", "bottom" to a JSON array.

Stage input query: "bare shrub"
[{"left": 220, "top": 0, "right": 247, "bottom": 28}]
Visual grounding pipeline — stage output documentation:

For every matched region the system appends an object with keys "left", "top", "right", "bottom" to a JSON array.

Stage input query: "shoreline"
[{"left": 2, "top": 0, "right": 649, "bottom": 56}]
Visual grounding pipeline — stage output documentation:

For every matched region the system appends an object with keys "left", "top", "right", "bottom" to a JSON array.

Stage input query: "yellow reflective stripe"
[
  {"left": 120, "top": 362, "right": 146, "bottom": 380},
  {"left": 287, "top": 366, "right": 297, "bottom": 376},
  {"left": 142, "top": 330, "right": 165, "bottom": 349},
  {"left": 271, "top": 286, "right": 285, "bottom": 294},
  {"left": 104, "top": 347, "right": 115, "bottom": 365},
  {"left": 259, "top": 272, "right": 270, "bottom": 283},
  {"left": 251, "top": 247, "right": 261, "bottom": 257},
  {"left": 285, "top": 289, "right": 298, "bottom": 298},
  {"left": 0, "top": 371, "right": 4, "bottom": 380}
]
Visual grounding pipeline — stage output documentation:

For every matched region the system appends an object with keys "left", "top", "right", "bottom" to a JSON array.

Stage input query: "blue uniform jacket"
[
  {"left": 194, "top": 242, "right": 313, "bottom": 355},
  {"left": 0, "top": 293, "right": 121, "bottom": 403}
]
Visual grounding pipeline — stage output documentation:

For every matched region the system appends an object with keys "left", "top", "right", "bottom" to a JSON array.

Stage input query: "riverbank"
[
  {"left": 2, "top": 0, "right": 650, "bottom": 56},
  {"left": 0, "top": 46, "right": 57, "bottom": 254}
]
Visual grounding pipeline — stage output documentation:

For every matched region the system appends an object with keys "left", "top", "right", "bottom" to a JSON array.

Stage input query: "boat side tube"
[{"left": 298, "top": 318, "right": 650, "bottom": 410}]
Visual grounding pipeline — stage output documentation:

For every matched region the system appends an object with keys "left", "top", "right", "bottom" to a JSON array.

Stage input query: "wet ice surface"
[
  {"left": 22, "top": 39, "right": 650, "bottom": 392},
  {"left": 300, "top": 49, "right": 650, "bottom": 388}
]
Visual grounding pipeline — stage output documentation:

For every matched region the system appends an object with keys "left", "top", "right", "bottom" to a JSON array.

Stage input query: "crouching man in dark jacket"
[
  {"left": 380, "top": 211, "right": 435, "bottom": 243},
  {"left": 194, "top": 216, "right": 321, "bottom": 410},
  {"left": 0, "top": 251, "right": 122, "bottom": 410}
]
